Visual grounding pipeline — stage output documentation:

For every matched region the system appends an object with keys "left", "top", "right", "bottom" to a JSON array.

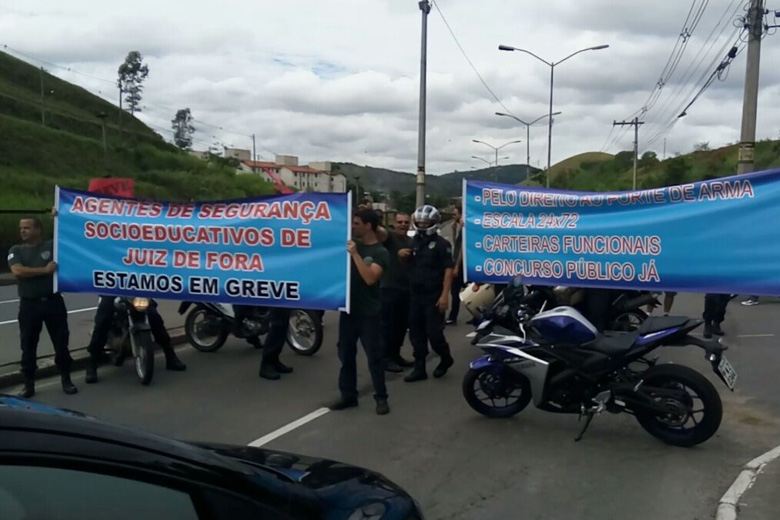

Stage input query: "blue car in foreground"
[{"left": 0, "top": 395, "right": 423, "bottom": 520}]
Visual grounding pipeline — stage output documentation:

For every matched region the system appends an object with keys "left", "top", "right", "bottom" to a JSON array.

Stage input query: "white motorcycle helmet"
[{"left": 412, "top": 205, "right": 441, "bottom": 237}]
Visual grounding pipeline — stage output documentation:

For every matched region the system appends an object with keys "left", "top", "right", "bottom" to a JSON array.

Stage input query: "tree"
[
  {"left": 663, "top": 157, "right": 689, "bottom": 186},
  {"left": 614, "top": 151, "right": 634, "bottom": 171},
  {"left": 693, "top": 141, "right": 710, "bottom": 152},
  {"left": 118, "top": 51, "right": 149, "bottom": 115},
  {"left": 639, "top": 151, "right": 659, "bottom": 168},
  {"left": 171, "top": 108, "right": 195, "bottom": 150}
]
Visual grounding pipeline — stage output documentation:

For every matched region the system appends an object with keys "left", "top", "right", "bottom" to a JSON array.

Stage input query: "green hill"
[
  {"left": 0, "top": 49, "right": 274, "bottom": 267},
  {"left": 333, "top": 162, "right": 538, "bottom": 198},
  {"left": 549, "top": 141, "right": 780, "bottom": 192}
]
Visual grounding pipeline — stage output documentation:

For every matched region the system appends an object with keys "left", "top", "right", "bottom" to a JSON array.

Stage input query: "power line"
[{"left": 430, "top": 0, "right": 518, "bottom": 118}]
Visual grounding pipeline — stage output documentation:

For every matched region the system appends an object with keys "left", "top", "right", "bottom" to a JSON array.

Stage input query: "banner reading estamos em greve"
[
  {"left": 54, "top": 187, "right": 351, "bottom": 311},
  {"left": 463, "top": 169, "right": 780, "bottom": 295}
]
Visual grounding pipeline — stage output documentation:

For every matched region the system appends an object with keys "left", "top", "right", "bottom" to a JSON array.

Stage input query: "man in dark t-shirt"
[
  {"left": 7, "top": 216, "right": 76, "bottom": 398},
  {"left": 380, "top": 213, "right": 414, "bottom": 372},
  {"left": 331, "top": 209, "right": 391, "bottom": 415}
]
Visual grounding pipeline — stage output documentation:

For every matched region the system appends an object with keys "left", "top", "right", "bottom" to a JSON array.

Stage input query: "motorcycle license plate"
[{"left": 717, "top": 356, "right": 737, "bottom": 390}]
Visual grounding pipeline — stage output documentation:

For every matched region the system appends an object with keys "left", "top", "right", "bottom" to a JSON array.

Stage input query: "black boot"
[
  {"left": 85, "top": 357, "right": 98, "bottom": 384},
  {"left": 712, "top": 322, "right": 725, "bottom": 336},
  {"left": 61, "top": 374, "right": 78, "bottom": 395},
  {"left": 272, "top": 360, "right": 293, "bottom": 374},
  {"left": 376, "top": 399, "right": 390, "bottom": 416},
  {"left": 165, "top": 352, "right": 187, "bottom": 371},
  {"left": 404, "top": 364, "right": 428, "bottom": 382},
  {"left": 433, "top": 356, "right": 454, "bottom": 379},
  {"left": 18, "top": 377, "right": 35, "bottom": 399},
  {"left": 259, "top": 364, "right": 280, "bottom": 380},
  {"left": 703, "top": 321, "right": 713, "bottom": 339}
]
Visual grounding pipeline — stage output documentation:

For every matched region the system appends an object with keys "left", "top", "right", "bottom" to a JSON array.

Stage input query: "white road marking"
[
  {"left": 716, "top": 444, "right": 780, "bottom": 520},
  {"left": 736, "top": 334, "right": 775, "bottom": 338},
  {"left": 247, "top": 407, "right": 330, "bottom": 448},
  {"left": 0, "top": 299, "right": 20, "bottom": 305},
  {"left": 0, "top": 306, "right": 98, "bottom": 326}
]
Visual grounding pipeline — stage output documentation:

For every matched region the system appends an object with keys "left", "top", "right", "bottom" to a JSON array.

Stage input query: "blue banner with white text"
[
  {"left": 55, "top": 187, "right": 351, "bottom": 310},
  {"left": 464, "top": 169, "right": 780, "bottom": 295}
]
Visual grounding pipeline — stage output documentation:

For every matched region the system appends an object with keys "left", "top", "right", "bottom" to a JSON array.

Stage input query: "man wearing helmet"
[{"left": 398, "top": 204, "right": 455, "bottom": 381}]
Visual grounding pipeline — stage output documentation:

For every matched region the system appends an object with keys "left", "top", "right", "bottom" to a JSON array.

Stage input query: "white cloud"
[{"left": 1, "top": 0, "right": 779, "bottom": 175}]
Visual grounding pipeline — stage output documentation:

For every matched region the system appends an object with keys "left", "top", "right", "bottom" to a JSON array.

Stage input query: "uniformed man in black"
[
  {"left": 400, "top": 205, "right": 455, "bottom": 382},
  {"left": 7, "top": 217, "right": 77, "bottom": 398}
]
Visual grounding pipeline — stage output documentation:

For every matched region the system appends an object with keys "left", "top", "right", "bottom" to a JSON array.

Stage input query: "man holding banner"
[{"left": 331, "top": 209, "right": 390, "bottom": 415}]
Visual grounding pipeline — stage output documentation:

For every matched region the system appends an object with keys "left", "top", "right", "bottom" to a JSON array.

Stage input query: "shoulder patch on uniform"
[{"left": 6, "top": 253, "right": 12, "bottom": 261}]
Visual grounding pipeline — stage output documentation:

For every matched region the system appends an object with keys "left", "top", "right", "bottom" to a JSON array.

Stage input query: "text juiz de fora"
[{"left": 480, "top": 178, "right": 755, "bottom": 208}]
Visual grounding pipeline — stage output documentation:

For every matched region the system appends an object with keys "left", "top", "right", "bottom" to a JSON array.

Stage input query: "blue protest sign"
[
  {"left": 463, "top": 169, "right": 780, "bottom": 295},
  {"left": 54, "top": 187, "right": 351, "bottom": 311}
]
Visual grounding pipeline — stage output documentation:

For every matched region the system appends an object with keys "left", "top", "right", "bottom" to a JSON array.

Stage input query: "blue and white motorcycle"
[{"left": 463, "top": 278, "right": 737, "bottom": 447}]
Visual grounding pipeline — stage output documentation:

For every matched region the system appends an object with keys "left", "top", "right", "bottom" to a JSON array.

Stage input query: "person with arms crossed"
[
  {"left": 331, "top": 209, "right": 391, "bottom": 415},
  {"left": 7, "top": 216, "right": 77, "bottom": 397}
]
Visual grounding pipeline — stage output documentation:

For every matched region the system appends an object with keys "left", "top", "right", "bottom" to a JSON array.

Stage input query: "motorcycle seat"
[
  {"left": 585, "top": 332, "right": 638, "bottom": 356},
  {"left": 638, "top": 316, "right": 690, "bottom": 334}
]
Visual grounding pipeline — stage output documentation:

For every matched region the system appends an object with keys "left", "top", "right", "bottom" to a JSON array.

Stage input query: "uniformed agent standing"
[
  {"left": 7, "top": 217, "right": 77, "bottom": 397},
  {"left": 379, "top": 213, "right": 414, "bottom": 373},
  {"left": 400, "top": 205, "right": 455, "bottom": 382},
  {"left": 331, "top": 209, "right": 390, "bottom": 415}
]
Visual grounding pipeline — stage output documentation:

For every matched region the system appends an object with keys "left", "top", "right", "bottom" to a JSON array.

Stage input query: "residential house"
[{"left": 238, "top": 155, "right": 346, "bottom": 193}]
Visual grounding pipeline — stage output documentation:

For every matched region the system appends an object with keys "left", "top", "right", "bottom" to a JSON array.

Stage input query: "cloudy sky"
[{"left": 2, "top": 0, "right": 779, "bottom": 174}]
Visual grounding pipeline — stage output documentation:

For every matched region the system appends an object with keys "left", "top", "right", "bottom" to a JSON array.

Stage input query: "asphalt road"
[
  {"left": 0, "top": 284, "right": 185, "bottom": 366},
  {"left": 4, "top": 293, "right": 780, "bottom": 519}
]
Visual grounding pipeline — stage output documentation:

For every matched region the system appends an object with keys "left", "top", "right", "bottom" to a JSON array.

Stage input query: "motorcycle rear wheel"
[
  {"left": 185, "top": 308, "right": 229, "bottom": 353},
  {"left": 463, "top": 367, "right": 532, "bottom": 418},
  {"left": 635, "top": 364, "right": 722, "bottom": 447},
  {"left": 133, "top": 330, "right": 155, "bottom": 386}
]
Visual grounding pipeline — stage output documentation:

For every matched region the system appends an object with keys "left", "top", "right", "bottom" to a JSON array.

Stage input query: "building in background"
[{"left": 236, "top": 154, "right": 346, "bottom": 193}]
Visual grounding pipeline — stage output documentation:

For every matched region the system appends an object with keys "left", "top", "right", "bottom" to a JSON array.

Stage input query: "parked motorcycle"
[
  {"left": 463, "top": 278, "right": 736, "bottom": 447},
  {"left": 461, "top": 282, "right": 658, "bottom": 332},
  {"left": 178, "top": 302, "right": 323, "bottom": 356},
  {"left": 105, "top": 296, "right": 157, "bottom": 385}
]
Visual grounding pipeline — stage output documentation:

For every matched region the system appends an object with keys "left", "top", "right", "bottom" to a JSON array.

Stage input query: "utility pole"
[
  {"left": 613, "top": 117, "right": 645, "bottom": 190},
  {"left": 415, "top": 0, "right": 431, "bottom": 208},
  {"left": 118, "top": 81, "right": 123, "bottom": 139},
  {"left": 97, "top": 112, "right": 109, "bottom": 173},
  {"left": 663, "top": 137, "right": 667, "bottom": 160},
  {"left": 40, "top": 67, "right": 45, "bottom": 126},
  {"left": 737, "top": 0, "right": 765, "bottom": 175},
  {"left": 252, "top": 134, "right": 257, "bottom": 174}
]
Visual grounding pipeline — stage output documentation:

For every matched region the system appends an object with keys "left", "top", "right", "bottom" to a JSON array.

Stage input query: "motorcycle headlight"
[{"left": 132, "top": 297, "right": 150, "bottom": 311}]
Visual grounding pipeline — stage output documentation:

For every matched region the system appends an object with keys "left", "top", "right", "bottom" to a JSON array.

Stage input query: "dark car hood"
[{"left": 197, "top": 443, "right": 419, "bottom": 517}]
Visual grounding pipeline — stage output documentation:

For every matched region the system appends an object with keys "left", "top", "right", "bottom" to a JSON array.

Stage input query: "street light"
[
  {"left": 499, "top": 44, "right": 609, "bottom": 187},
  {"left": 471, "top": 155, "right": 493, "bottom": 167},
  {"left": 472, "top": 139, "right": 522, "bottom": 181},
  {"left": 495, "top": 111, "right": 562, "bottom": 167}
]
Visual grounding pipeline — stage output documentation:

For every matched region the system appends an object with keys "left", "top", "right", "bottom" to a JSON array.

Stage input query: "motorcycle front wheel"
[
  {"left": 462, "top": 367, "right": 532, "bottom": 418},
  {"left": 286, "top": 310, "right": 323, "bottom": 356},
  {"left": 185, "top": 308, "right": 229, "bottom": 353},
  {"left": 635, "top": 364, "right": 722, "bottom": 447},
  {"left": 133, "top": 330, "right": 155, "bottom": 386}
]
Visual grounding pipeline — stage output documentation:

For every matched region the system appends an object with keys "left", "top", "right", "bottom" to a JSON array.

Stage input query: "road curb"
[
  {"left": 0, "top": 276, "right": 16, "bottom": 287},
  {"left": 716, "top": 444, "right": 780, "bottom": 520},
  {"left": 0, "top": 328, "right": 187, "bottom": 390}
]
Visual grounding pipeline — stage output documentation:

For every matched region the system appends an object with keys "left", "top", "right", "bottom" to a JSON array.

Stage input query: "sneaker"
[
  {"left": 433, "top": 356, "right": 454, "bottom": 378},
  {"left": 376, "top": 399, "right": 390, "bottom": 416},
  {"left": 385, "top": 361, "right": 404, "bottom": 373},
  {"left": 329, "top": 397, "right": 358, "bottom": 410},
  {"left": 404, "top": 367, "right": 428, "bottom": 382},
  {"left": 742, "top": 298, "right": 760, "bottom": 306}
]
